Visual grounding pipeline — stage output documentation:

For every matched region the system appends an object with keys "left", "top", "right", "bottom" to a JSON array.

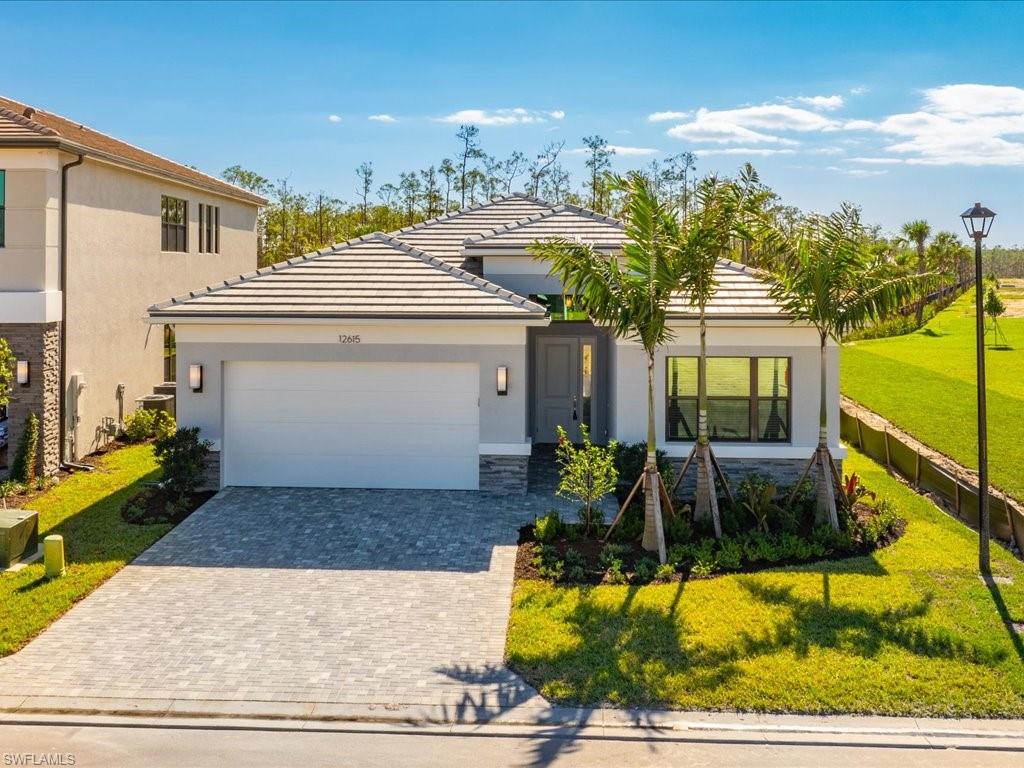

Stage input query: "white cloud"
[
  {"left": 665, "top": 104, "right": 838, "bottom": 145},
  {"left": 793, "top": 95, "right": 844, "bottom": 111},
  {"left": 847, "top": 84, "right": 1024, "bottom": 165},
  {"left": 568, "top": 145, "right": 660, "bottom": 157},
  {"left": 849, "top": 156, "right": 903, "bottom": 164},
  {"left": 849, "top": 86, "right": 869, "bottom": 96},
  {"left": 327, "top": 114, "right": 343, "bottom": 123},
  {"left": 694, "top": 147, "right": 797, "bottom": 157},
  {"left": 368, "top": 114, "right": 397, "bottom": 123},
  {"left": 827, "top": 166, "right": 888, "bottom": 177},
  {"left": 615, "top": 129, "right": 632, "bottom": 135},
  {"left": 648, "top": 110, "right": 691, "bottom": 122},
  {"left": 807, "top": 147, "right": 845, "bottom": 155},
  {"left": 435, "top": 107, "right": 559, "bottom": 126}
]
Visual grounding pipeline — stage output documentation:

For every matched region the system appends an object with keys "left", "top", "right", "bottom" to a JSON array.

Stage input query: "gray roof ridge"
[
  {"left": 389, "top": 192, "right": 556, "bottom": 236},
  {"left": 714, "top": 257, "right": 777, "bottom": 283},
  {"left": 462, "top": 202, "right": 625, "bottom": 245},
  {"left": 377, "top": 233, "right": 546, "bottom": 314},
  {"left": 0, "top": 106, "right": 58, "bottom": 136}
]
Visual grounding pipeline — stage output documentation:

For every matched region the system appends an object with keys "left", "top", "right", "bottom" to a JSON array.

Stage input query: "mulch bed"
[{"left": 121, "top": 487, "right": 215, "bottom": 525}]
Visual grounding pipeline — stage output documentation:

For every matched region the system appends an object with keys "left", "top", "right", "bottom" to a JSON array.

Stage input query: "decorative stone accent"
[
  {"left": 672, "top": 455, "right": 832, "bottom": 499},
  {"left": 198, "top": 450, "right": 221, "bottom": 492},
  {"left": 0, "top": 322, "right": 61, "bottom": 478},
  {"left": 480, "top": 454, "right": 528, "bottom": 495}
]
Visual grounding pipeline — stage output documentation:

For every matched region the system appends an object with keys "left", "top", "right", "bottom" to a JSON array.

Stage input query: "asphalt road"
[{"left": 1, "top": 721, "right": 1022, "bottom": 768}]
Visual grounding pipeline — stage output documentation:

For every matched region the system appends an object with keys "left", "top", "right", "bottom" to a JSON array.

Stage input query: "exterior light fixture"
[
  {"left": 188, "top": 363, "right": 203, "bottom": 393},
  {"left": 960, "top": 202, "right": 996, "bottom": 575},
  {"left": 496, "top": 366, "right": 508, "bottom": 396},
  {"left": 15, "top": 360, "right": 29, "bottom": 386}
]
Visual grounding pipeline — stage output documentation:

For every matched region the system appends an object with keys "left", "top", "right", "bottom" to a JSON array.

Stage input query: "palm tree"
[
  {"left": 765, "top": 204, "right": 922, "bottom": 526},
  {"left": 529, "top": 173, "right": 687, "bottom": 561},
  {"left": 901, "top": 219, "right": 931, "bottom": 326}
]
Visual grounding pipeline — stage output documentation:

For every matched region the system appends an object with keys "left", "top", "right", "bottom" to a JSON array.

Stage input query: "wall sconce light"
[
  {"left": 188, "top": 364, "right": 203, "bottom": 393},
  {"left": 496, "top": 365, "right": 508, "bottom": 396},
  {"left": 16, "top": 360, "right": 30, "bottom": 386}
]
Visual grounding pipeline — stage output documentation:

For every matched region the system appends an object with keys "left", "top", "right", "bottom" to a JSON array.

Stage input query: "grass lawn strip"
[
  {"left": 506, "top": 447, "right": 1024, "bottom": 717},
  {"left": 0, "top": 444, "right": 163, "bottom": 657},
  {"left": 841, "top": 289, "right": 1024, "bottom": 501}
]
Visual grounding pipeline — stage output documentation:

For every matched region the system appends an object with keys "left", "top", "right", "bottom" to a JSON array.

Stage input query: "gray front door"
[{"left": 534, "top": 335, "right": 596, "bottom": 443}]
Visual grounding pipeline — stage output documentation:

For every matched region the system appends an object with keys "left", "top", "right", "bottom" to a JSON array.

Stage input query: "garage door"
[{"left": 223, "top": 361, "right": 479, "bottom": 490}]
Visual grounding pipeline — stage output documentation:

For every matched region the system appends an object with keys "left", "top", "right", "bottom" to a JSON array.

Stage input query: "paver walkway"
[{"left": 0, "top": 484, "right": 572, "bottom": 712}]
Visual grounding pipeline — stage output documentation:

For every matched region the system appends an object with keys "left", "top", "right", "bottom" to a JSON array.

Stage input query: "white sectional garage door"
[{"left": 223, "top": 361, "right": 479, "bottom": 490}]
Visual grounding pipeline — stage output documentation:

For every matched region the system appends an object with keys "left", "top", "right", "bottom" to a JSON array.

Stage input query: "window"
[
  {"left": 161, "top": 195, "right": 187, "bottom": 252},
  {"left": 198, "top": 203, "right": 220, "bottom": 253},
  {"left": 666, "top": 356, "right": 790, "bottom": 443},
  {"left": 529, "top": 294, "right": 589, "bottom": 322},
  {"left": 0, "top": 169, "right": 6, "bottom": 247},
  {"left": 163, "top": 325, "right": 176, "bottom": 382}
]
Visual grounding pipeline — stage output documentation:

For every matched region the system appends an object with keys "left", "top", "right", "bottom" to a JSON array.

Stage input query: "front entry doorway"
[{"left": 533, "top": 335, "right": 598, "bottom": 443}]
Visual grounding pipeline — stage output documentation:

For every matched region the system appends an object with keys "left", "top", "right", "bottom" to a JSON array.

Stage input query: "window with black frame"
[
  {"left": 161, "top": 195, "right": 187, "bottom": 252},
  {"left": 0, "top": 169, "right": 6, "bottom": 247},
  {"left": 198, "top": 203, "right": 220, "bottom": 253},
  {"left": 163, "top": 325, "right": 176, "bottom": 382},
  {"left": 666, "top": 356, "right": 790, "bottom": 443}
]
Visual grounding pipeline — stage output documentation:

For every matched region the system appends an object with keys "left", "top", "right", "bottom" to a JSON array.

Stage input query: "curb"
[{"left": 2, "top": 696, "right": 1024, "bottom": 742}]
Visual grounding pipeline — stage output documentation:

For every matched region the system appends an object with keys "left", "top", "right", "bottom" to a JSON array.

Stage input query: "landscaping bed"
[{"left": 121, "top": 487, "right": 215, "bottom": 525}]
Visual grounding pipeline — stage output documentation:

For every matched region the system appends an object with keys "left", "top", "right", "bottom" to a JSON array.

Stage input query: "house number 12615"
[{"left": 338, "top": 334, "right": 361, "bottom": 344}]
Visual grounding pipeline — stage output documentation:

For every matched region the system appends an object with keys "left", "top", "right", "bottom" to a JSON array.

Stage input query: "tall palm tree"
[
  {"left": 765, "top": 204, "right": 922, "bottom": 526},
  {"left": 902, "top": 219, "right": 931, "bottom": 326},
  {"left": 529, "top": 173, "right": 687, "bottom": 561}
]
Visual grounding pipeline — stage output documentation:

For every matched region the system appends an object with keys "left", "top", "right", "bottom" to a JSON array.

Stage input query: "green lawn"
[
  {"left": 506, "top": 448, "right": 1024, "bottom": 716},
  {"left": 841, "top": 289, "right": 1024, "bottom": 501},
  {"left": 0, "top": 444, "right": 164, "bottom": 657}
]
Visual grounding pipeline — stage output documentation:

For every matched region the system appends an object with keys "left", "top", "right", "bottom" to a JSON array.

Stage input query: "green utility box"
[{"left": 0, "top": 509, "right": 39, "bottom": 568}]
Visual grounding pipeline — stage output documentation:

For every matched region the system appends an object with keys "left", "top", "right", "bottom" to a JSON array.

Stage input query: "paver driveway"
[{"left": 0, "top": 486, "right": 555, "bottom": 711}]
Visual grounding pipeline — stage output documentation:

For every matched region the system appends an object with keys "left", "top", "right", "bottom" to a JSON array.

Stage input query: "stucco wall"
[
  {"left": 0, "top": 148, "right": 60, "bottom": 295},
  {"left": 482, "top": 256, "right": 563, "bottom": 297},
  {"left": 609, "top": 322, "right": 844, "bottom": 459},
  {"left": 171, "top": 323, "right": 532, "bottom": 455},
  {"left": 63, "top": 158, "right": 258, "bottom": 458}
]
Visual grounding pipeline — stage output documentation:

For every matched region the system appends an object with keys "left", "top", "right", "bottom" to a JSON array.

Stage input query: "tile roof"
[
  {"left": 149, "top": 232, "right": 547, "bottom": 321},
  {"left": 0, "top": 96, "right": 266, "bottom": 206},
  {"left": 390, "top": 194, "right": 552, "bottom": 266},
  {"left": 462, "top": 205, "right": 626, "bottom": 253},
  {"left": 668, "top": 261, "right": 785, "bottom": 318}
]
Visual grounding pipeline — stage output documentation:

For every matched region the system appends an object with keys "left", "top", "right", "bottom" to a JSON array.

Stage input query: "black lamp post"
[{"left": 960, "top": 202, "right": 996, "bottom": 575}]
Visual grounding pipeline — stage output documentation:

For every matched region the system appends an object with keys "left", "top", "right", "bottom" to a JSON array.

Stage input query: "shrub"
[
  {"left": 655, "top": 563, "right": 676, "bottom": 581},
  {"left": 151, "top": 410, "right": 176, "bottom": 441},
  {"left": 555, "top": 425, "right": 617, "bottom": 535},
  {"left": 0, "top": 337, "right": 14, "bottom": 411},
  {"left": 123, "top": 409, "right": 156, "bottom": 442},
  {"left": 666, "top": 510, "right": 693, "bottom": 545},
  {"left": 605, "top": 560, "right": 628, "bottom": 584},
  {"left": 743, "top": 531, "right": 780, "bottom": 564},
  {"left": 563, "top": 548, "right": 586, "bottom": 570},
  {"left": 691, "top": 539, "right": 718, "bottom": 576},
  {"left": 632, "top": 557, "right": 658, "bottom": 584},
  {"left": 154, "top": 426, "right": 210, "bottom": 498},
  {"left": 667, "top": 543, "right": 694, "bottom": 569},
  {"left": 534, "top": 511, "right": 561, "bottom": 543},
  {"left": 612, "top": 442, "right": 675, "bottom": 496},
  {"left": 738, "top": 473, "right": 780, "bottom": 534},
  {"left": 9, "top": 412, "right": 39, "bottom": 485},
  {"left": 716, "top": 536, "right": 744, "bottom": 571},
  {"left": 608, "top": 502, "right": 644, "bottom": 543},
  {"left": 812, "top": 523, "right": 853, "bottom": 555},
  {"left": 857, "top": 499, "right": 902, "bottom": 546},
  {"left": 598, "top": 543, "right": 630, "bottom": 570},
  {"left": 0, "top": 479, "right": 24, "bottom": 509}
]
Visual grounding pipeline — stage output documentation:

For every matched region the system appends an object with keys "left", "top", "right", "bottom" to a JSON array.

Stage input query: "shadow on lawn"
[
  {"left": 509, "top": 559, "right": 1007, "bottom": 724},
  {"left": 983, "top": 574, "right": 1024, "bottom": 664}
]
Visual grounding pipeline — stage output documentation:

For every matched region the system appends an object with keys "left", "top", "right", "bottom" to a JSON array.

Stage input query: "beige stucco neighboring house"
[
  {"left": 0, "top": 96, "right": 265, "bottom": 476},
  {"left": 150, "top": 195, "right": 843, "bottom": 495}
]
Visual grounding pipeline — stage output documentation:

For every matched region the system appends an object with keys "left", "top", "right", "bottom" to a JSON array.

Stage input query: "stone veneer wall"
[
  {"left": 197, "top": 450, "right": 221, "bottom": 492},
  {"left": 0, "top": 322, "right": 61, "bottom": 478},
  {"left": 672, "top": 456, "right": 837, "bottom": 499},
  {"left": 479, "top": 455, "right": 529, "bottom": 495}
]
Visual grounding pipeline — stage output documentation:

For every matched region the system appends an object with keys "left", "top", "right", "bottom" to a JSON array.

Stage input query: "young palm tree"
[
  {"left": 529, "top": 173, "right": 687, "bottom": 561},
  {"left": 766, "top": 204, "right": 921, "bottom": 526},
  {"left": 902, "top": 219, "right": 932, "bottom": 326}
]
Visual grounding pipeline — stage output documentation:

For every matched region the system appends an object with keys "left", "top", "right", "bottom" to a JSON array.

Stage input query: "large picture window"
[
  {"left": 161, "top": 195, "right": 188, "bottom": 252},
  {"left": 666, "top": 356, "right": 790, "bottom": 443}
]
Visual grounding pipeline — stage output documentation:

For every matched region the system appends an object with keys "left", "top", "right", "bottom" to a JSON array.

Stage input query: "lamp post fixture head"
[{"left": 961, "top": 202, "right": 996, "bottom": 240}]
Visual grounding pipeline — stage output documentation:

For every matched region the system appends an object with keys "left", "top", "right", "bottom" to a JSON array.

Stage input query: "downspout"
[{"left": 59, "top": 153, "right": 84, "bottom": 468}]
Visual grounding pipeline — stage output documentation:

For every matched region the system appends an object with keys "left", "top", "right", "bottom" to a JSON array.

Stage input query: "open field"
[
  {"left": 506, "top": 448, "right": 1024, "bottom": 716},
  {"left": 841, "top": 289, "right": 1024, "bottom": 502},
  {"left": 0, "top": 445, "right": 163, "bottom": 656}
]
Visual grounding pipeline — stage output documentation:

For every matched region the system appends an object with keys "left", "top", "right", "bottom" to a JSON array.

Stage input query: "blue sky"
[{"left": 5, "top": 1, "right": 1024, "bottom": 243}]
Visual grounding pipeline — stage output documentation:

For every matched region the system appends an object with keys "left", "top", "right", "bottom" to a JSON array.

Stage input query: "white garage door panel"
[{"left": 224, "top": 361, "right": 480, "bottom": 489}]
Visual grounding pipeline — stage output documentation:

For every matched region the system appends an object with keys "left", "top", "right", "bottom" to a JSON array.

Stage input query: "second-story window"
[
  {"left": 198, "top": 203, "right": 220, "bottom": 253},
  {"left": 161, "top": 195, "right": 188, "bottom": 252}
]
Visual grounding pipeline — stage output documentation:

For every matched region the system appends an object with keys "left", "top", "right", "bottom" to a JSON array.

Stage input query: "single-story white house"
[{"left": 148, "top": 194, "right": 843, "bottom": 494}]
